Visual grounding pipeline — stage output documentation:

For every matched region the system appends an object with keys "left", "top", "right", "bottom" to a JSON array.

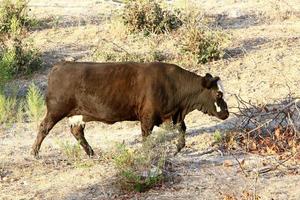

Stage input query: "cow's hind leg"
[
  {"left": 70, "top": 124, "right": 94, "bottom": 157},
  {"left": 175, "top": 121, "right": 186, "bottom": 154},
  {"left": 31, "top": 113, "right": 62, "bottom": 158}
]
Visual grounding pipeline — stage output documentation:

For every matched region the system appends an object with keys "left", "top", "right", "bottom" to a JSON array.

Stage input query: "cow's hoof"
[
  {"left": 173, "top": 149, "right": 183, "bottom": 156},
  {"left": 31, "top": 149, "right": 40, "bottom": 159},
  {"left": 176, "top": 140, "right": 185, "bottom": 151},
  {"left": 174, "top": 144, "right": 185, "bottom": 156},
  {"left": 88, "top": 152, "right": 95, "bottom": 159},
  {"left": 86, "top": 147, "right": 95, "bottom": 158}
]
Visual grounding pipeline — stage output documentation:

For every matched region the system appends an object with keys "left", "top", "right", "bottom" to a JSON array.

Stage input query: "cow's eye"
[{"left": 216, "top": 91, "right": 223, "bottom": 99}]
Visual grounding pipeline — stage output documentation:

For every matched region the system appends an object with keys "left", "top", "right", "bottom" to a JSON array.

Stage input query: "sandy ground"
[{"left": 1, "top": 0, "right": 300, "bottom": 199}]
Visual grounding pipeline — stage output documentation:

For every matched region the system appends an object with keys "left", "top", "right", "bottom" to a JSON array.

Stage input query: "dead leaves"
[
  {"left": 243, "top": 126, "right": 299, "bottom": 156},
  {"left": 219, "top": 126, "right": 300, "bottom": 159},
  {"left": 222, "top": 190, "right": 261, "bottom": 200}
]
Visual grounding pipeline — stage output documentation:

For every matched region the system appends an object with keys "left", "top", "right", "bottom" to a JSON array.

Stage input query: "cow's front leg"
[
  {"left": 176, "top": 121, "right": 186, "bottom": 153},
  {"left": 140, "top": 115, "right": 155, "bottom": 142}
]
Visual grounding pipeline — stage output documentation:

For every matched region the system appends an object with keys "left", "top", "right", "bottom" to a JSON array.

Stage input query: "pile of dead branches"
[
  {"left": 223, "top": 95, "right": 300, "bottom": 156},
  {"left": 233, "top": 94, "right": 300, "bottom": 132}
]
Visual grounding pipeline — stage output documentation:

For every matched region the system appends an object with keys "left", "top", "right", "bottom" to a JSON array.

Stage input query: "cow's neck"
[{"left": 177, "top": 73, "right": 206, "bottom": 115}]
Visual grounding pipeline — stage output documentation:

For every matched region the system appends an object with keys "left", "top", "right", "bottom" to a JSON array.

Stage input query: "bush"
[
  {"left": 179, "top": 25, "right": 228, "bottom": 64},
  {"left": 0, "top": 0, "right": 32, "bottom": 35},
  {"left": 112, "top": 131, "right": 170, "bottom": 192},
  {"left": 26, "top": 83, "right": 45, "bottom": 123},
  {"left": 122, "top": 0, "right": 182, "bottom": 34},
  {"left": 0, "top": 47, "right": 16, "bottom": 85},
  {"left": 0, "top": 0, "right": 42, "bottom": 87},
  {"left": 0, "top": 40, "right": 41, "bottom": 79}
]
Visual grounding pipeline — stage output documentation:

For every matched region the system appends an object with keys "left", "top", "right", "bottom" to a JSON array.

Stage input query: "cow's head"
[{"left": 199, "top": 73, "right": 229, "bottom": 120}]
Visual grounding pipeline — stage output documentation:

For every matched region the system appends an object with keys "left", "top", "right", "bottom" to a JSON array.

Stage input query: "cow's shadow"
[
  {"left": 187, "top": 118, "right": 237, "bottom": 137},
  {"left": 127, "top": 113, "right": 238, "bottom": 146}
]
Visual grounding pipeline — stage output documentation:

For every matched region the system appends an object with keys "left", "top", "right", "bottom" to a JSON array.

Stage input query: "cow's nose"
[
  {"left": 219, "top": 111, "right": 229, "bottom": 120},
  {"left": 224, "top": 111, "right": 229, "bottom": 119}
]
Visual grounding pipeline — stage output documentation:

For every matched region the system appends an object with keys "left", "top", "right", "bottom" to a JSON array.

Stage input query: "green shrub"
[
  {"left": 26, "top": 83, "right": 45, "bottom": 123},
  {"left": 0, "top": 0, "right": 32, "bottom": 35},
  {"left": 112, "top": 131, "right": 169, "bottom": 192},
  {"left": 179, "top": 25, "right": 228, "bottom": 64},
  {"left": 122, "top": 0, "right": 182, "bottom": 34},
  {"left": 9, "top": 40, "right": 41, "bottom": 75},
  {"left": 0, "top": 0, "right": 42, "bottom": 87},
  {"left": 0, "top": 41, "right": 41, "bottom": 86},
  {"left": 0, "top": 47, "right": 16, "bottom": 85}
]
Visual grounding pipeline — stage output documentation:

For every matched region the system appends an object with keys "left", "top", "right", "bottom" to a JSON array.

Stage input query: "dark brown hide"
[{"left": 32, "top": 62, "right": 229, "bottom": 157}]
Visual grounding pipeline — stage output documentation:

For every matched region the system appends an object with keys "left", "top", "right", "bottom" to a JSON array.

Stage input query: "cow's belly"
[
  {"left": 68, "top": 114, "right": 138, "bottom": 126},
  {"left": 68, "top": 106, "right": 139, "bottom": 125}
]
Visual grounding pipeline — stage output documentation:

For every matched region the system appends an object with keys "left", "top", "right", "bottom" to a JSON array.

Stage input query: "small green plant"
[
  {"left": 25, "top": 83, "right": 45, "bottom": 123},
  {"left": 16, "top": 100, "right": 25, "bottom": 123},
  {"left": 57, "top": 140, "right": 82, "bottom": 160},
  {"left": 122, "top": 0, "right": 182, "bottom": 34},
  {"left": 213, "top": 130, "right": 222, "bottom": 144},
  {"left": 0, "top": 93, "right": 17, "bottom": 124},
  {"left": 112, "top": 131, "right": 169, "bottom": 192}
]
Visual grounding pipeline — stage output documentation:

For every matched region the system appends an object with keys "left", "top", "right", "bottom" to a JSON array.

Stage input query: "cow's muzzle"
[
  {"left": 217, "top": 110, "right": 229, "bottom": 120},
  {"left": 216, "top": 98, "right": 229, "bottom": 120}
]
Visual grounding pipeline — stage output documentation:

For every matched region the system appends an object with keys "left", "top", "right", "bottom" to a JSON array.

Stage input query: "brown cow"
[{"left": 32, "top": 62, "right": 229, "bottom": 157}]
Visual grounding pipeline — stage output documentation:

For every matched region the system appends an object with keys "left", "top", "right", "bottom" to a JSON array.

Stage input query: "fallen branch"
[{"left": 254, "top": 154, "right": 295, "bottom": 175}]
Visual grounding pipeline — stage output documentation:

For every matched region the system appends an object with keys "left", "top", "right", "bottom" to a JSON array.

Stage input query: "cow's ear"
[
  {"left": 205, "top": 73, "right": 213, "bottom": 79},
  {"left": 213, "top": 76, "right": 220, "bottom": 83},
  {"left": 210, "top": 77, "right": 220, "bottom": 88},
  {"left": 202, "top": 73, "right": 213, "bottom": 89},
  {"left": 202, "top": 74, "right": 220, "bottom": 89}
]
